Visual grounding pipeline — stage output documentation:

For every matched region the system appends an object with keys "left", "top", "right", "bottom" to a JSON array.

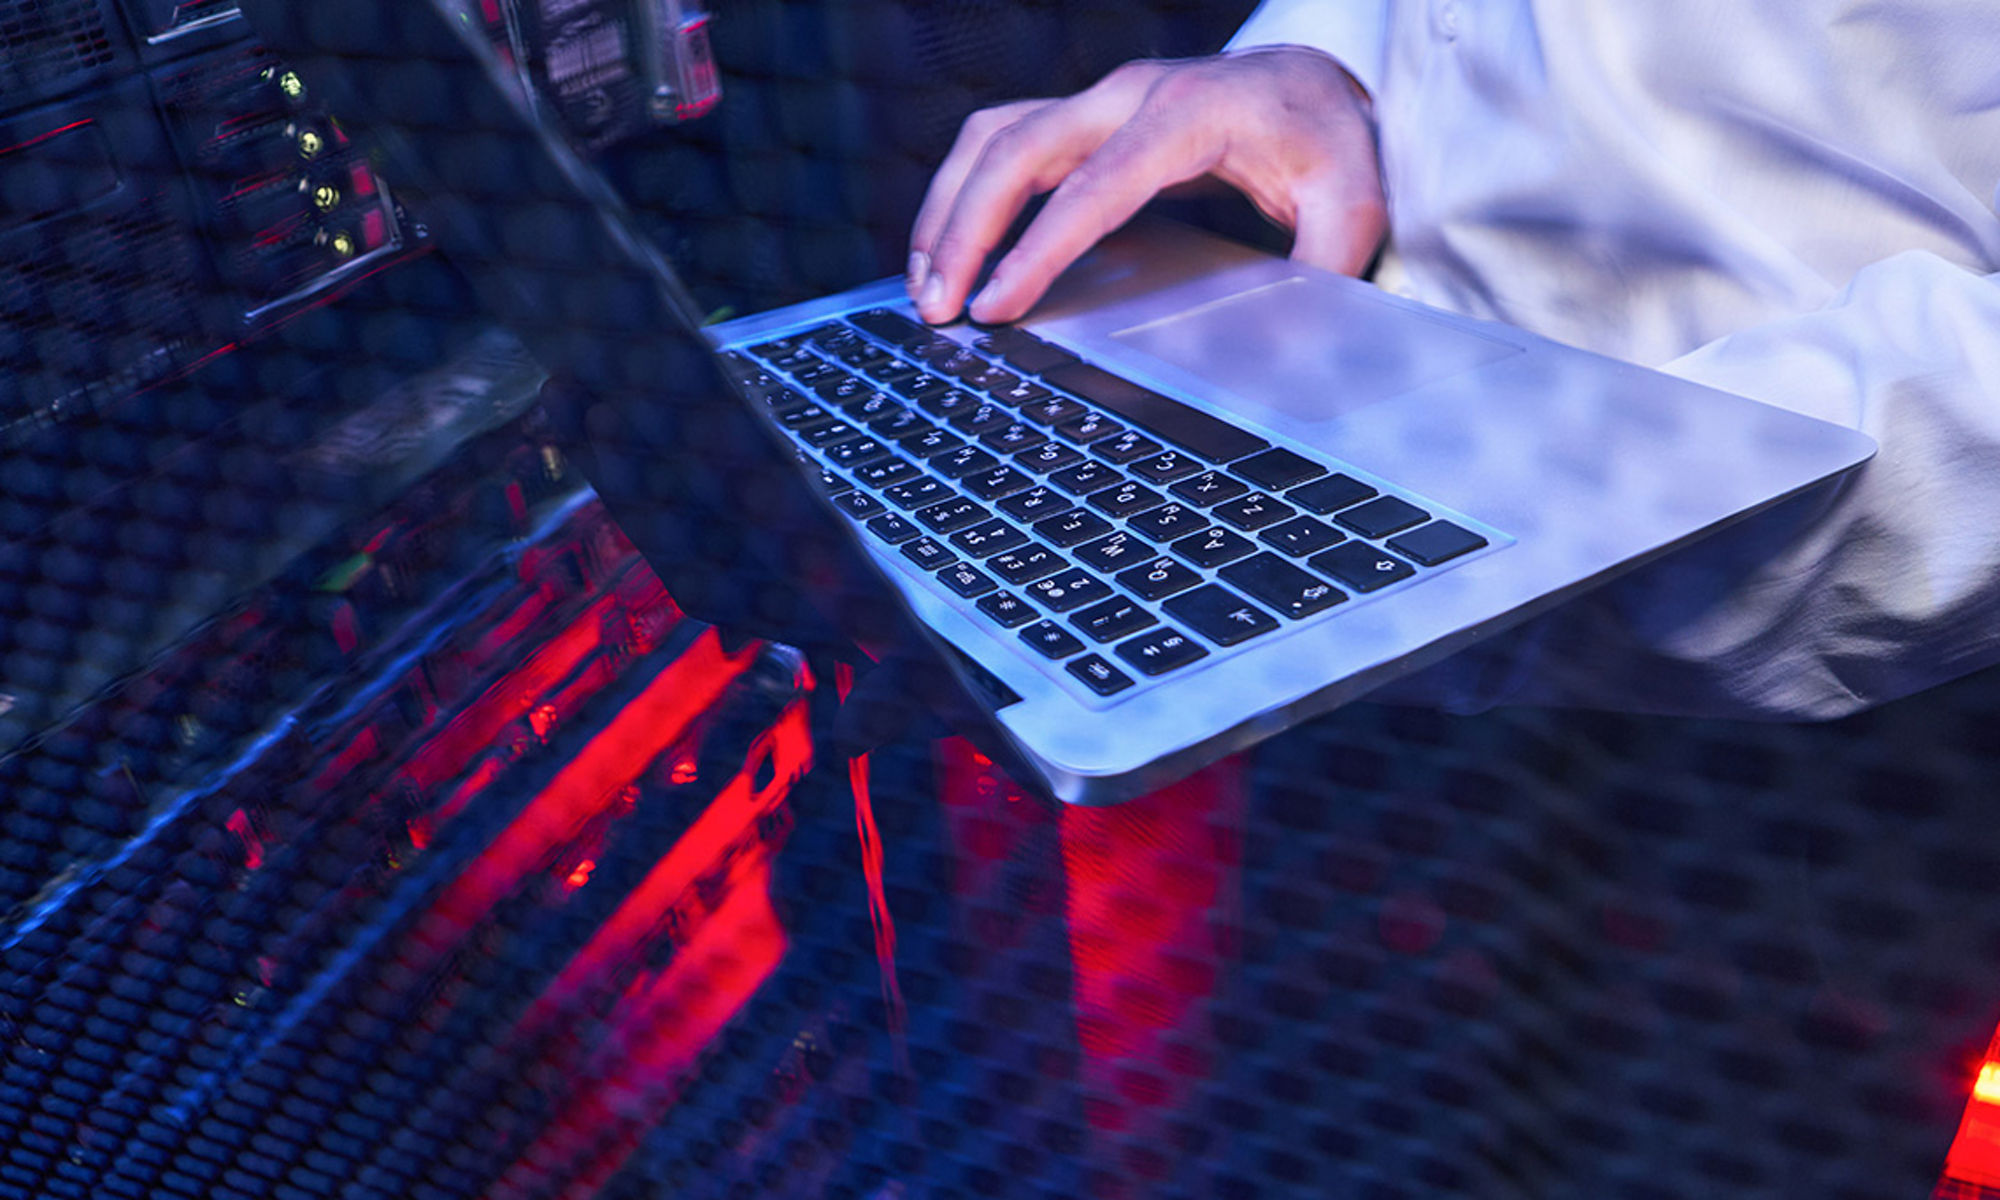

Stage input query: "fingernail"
[
  {"left": 968, "top": 278, "right": 1003, "bottom": 321},
  {"left": 905, "top": 250, "right": 929, "bottom": 295},
  {"left": 917, "top": 272, "right": 947, "bottom": 318}
]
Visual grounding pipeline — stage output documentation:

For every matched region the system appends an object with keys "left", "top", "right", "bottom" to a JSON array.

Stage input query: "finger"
[
  {"left": 1287, "top": 176, "right": 1388, "bottom": 278},
  {"left": 908, "top": 99, "right": 1048, "bottom": 289},
  {"left": 915, "top": 64, "right": 1168, "bottom": 322},
  {"left": 967, "top": 105, "right": 1213, "bottom": 323}
]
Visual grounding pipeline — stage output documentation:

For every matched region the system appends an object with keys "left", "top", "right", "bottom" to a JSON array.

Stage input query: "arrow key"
[{"left": 1307, "top": 542, "right": 1415, "bottom": 593}]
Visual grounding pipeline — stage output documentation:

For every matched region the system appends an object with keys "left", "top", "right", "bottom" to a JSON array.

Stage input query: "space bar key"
[{"left": 1041, "top": 362, "right": 1268, "bottom": 464}]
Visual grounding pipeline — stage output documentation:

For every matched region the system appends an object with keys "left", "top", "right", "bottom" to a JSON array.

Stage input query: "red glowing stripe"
[
  {"left": 1057, "top": 753, "right": 1245, "bottom": 1131},
  {"left": 309, "top": 724, "right": 380, "bottom": 792},
  {"left": 519, "top": 697, "right": 812, "bottom": 1031},
  {"left": 1944, "top": 1039, "right": 2000, "bottom": 1189},
  {"left": 226, "top": 808, "right": 265, "bottom": 870},
  {"left": 414, "top": 628, "right": 758, "bottom": 947},
  {"left": 494, "top": 861, "right": 788, "bottom": 1198},
  {"left": 400, "top": 591, "right": 615, "bottom": 795},
  {"left": 0, "top": 118, "right": 93, "bottom": 159},
  {"left": 853, "top": 752, "right": 907, "bottom": 1051}
]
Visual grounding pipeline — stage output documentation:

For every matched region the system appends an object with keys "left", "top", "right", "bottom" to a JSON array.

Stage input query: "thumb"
[{"left": 1288, "top": 185, "right": 1388, "bottom": 279}]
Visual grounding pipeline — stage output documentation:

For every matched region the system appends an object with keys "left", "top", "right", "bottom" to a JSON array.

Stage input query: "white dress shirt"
[{"left": 1227, "top": 0, "right": 2000, "bottom": 719}]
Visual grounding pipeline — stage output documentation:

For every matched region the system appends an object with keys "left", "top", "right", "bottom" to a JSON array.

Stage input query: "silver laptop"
[{"left": 242, "top": 0, "right": 1877, "bottom": 805}]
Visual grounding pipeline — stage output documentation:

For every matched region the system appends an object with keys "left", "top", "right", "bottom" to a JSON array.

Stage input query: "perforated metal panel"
[{"left": 0, "top": 0, "right": 127, "bottom": 109}]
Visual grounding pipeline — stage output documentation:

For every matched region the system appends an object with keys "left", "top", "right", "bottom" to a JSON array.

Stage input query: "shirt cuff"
[{"left": 1225, "top": 0, "right": 1388, "bottom": 101}]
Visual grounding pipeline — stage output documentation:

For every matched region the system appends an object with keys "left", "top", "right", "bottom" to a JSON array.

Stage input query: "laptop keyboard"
[{"left": 722, "top": 308, "right": 1499, "bottom": 702}]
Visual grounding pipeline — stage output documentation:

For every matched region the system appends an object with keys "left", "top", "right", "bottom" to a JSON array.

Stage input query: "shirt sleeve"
[
  {"left": 1224, "top": 0, "right": 1389, "bottom": 100},
  {"left": 1375, "top": 250, "right": 2000, "bottom": 721}
]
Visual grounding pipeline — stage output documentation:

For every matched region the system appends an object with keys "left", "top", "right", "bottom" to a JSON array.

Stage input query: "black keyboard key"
[
  {"left": 1163, "top": 585, "right": 1280, "bottom": 646},
  {"left": 997, "top": 485, "right": 1068, "bottom": 522},
  {"left": 925, "top": 345, "right": 988, "bottom": 378},
  {"left": 1016, "top": 441, "right": 1085, "bottom": 474},
  {"left": 1336, "top": 495, "right": 1430, "bottom": 538},
  {"left": 965, "top": 364, "right": 1021, "bottom": 394},
  {"left": 900, "top": 425, "right": 965, "bottom": 458},
  {"left": 814, "top": 467, "right": 852, "bottom": 495},
  {"left": 1056, "top": 410, "right": 1125, "bottom": 444},
  {"left": 1308, "top": 543, "right": 1415, "bottom": 592},
  {"left": 1041, "top": 361, "right": 1270, "bottom": 463},
  {"left": 1115, "top": 627, "right": 1209, "bottom": 676},
  {"left": 825, "top": 437, "right": 894, "bottom": 469},
  {"left": 1035, "top": 508, "right": 1114, "bottom": 548},
  {"left": 951, "top": 401, "right": 1015, "bottom": 436},
  {"left": 1071, "top": 597, "right": 1158, "bottom": 643},
  {"left": 1387, "top": 520, "right": 1489, "bottom": 566},
  {"left": 1071, "top": 530, "right": 1156, "bottom": 573},
  {"left": 977, "top": 591, "right": 1038, "bottom": 628},
  {"left": 1093, "top": 429, "right": 1163, "bottom": 464},
  {"left": 1132, "top": 449, "right": 1204, "bottom": 484},
  {"left": 761, "top": 387, "right": 812, "bottom": 416},
  {"left": 1067, "top": 654, "right": 1135, "bottom": 696},
  {"left": 963, "top": 465, "right": 1033, "bottom": 501},
  {"left": 866, "top": 513, "right": 920, "bottom": 544},
  {"left": 1087, "top": 480, "right": 1166, "bottom": 518},
  {"left": 792, "top": 359, "right": 844, "bottom": 386},
  {"left": 1021, "top": 620, "right": 1086, "bottom": 660},
  {"left": 801, "top": 420, "right": 859, "bottom": 448},
  {"left": 839, "top": 390, "right": 903, "bottom": 422},
  {"left": 1171, "top": 525, "right": 1257, "bottom": 568},
  {"left": 778, "top": 404, "right": 838, "bottom": 432},
  {"left": 976, "top": 328, "right": 1081, "bottom": 376},
  {"left": 951, "top": 518, "right": 1030, "bottom": 557},
  {"left": 1233, "top": 447, "right": 1326, "bottom": 490},
  {"left": 917, "top": 497, "right": 990, "bottom": 533},
  {"left": 938, "top": 561, "right": 998, "bottom": 597},
  {"left": 1026, "top": 568, "right": 1113, "bottom": 613},
  {"left": 983, "top": 422, "right": 1047, "bottom": 454},
  {"left": 1258, "top": 515, "right": 1344, "bottom": 556},
  {"left": 854, "top": 459, "right": 922, "bottom": 489},
  {"left": 1212, "top": 492, "right": 1296, "bottom": 531},
  {"left": 1116, "top": 556, "right": 1202, "bottom": 601},
  {"left": 934, "top": 445, "right": 1000, "bottom": 478},
  {"left": 761, "top": 344, "right": 817, "bottom": 372},
  {"left": 1021, "top": 396, "right": 1089, "bottom": 426},
  {"left": 1289, "top": 473, "right": 1378, "bottom": 514},
  {"left": 1171, "top": 470, "right": 1251, "bottom": 506},
  {"left": 834, "top": 491, "right": 885, "bottom": 519},
  {"left": 1220, "top": 554, "right": 1348, "bottom": 619},
  {"left": 849, "top": 307, "right": 930, "bottom": 347},
  {"left": 870, "top": 407, "right": 930, "bottom": 438},
  {"left": 814, "top": 372, "right": 871, "bottom": 403},
  {"left": 1128, "top": 502, "right": 1205, "bottom": 542},
  {"left": 864, "top": 360, "right": 922, "bottom": 387},
  {"left": 991, "top": 377, "right": 1054, "bottom": 406},
  {"left": 1050, "top": 460, "right": 1121, "bottom": 495},
  {"left": 990, "top": 546, "right": 1065, "bottom": 584},
  {"left": 915, "top": 384, "right": 978, "bottom": 416},
  {"left": 901, "top": 537, "right": 958, "bottom": 570},
  {"left": 884, "top": 477, "right": 952, "bottom": 509}
]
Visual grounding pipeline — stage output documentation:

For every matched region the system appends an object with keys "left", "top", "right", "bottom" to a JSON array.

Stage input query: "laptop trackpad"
[{"left": 1110, "top": 276, "right": 1523, "bottom": 424}]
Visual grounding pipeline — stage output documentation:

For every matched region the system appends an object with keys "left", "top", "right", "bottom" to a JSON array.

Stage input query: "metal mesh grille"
[{"left": 0, "top": 0, "right": 119, "bottom": 100}]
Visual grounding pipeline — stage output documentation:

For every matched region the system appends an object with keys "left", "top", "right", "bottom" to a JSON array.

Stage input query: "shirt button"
[{"left": 1433, "top": 0, "right": 1461, "bottom": 38}]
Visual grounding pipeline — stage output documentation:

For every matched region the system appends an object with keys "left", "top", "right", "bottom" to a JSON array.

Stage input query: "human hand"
[{"left": 906, "top": 46, "right": 1387, "bottom": 325}]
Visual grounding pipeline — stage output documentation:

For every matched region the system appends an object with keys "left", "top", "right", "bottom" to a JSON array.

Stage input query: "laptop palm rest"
[{"left": 1108, "top": 275, "right": 1524, "bottom": 425}]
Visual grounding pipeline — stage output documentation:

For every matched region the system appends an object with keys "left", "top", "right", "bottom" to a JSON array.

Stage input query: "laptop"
[{"left": 236, "top": 0, "right": 1876, "bottom": 805}]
